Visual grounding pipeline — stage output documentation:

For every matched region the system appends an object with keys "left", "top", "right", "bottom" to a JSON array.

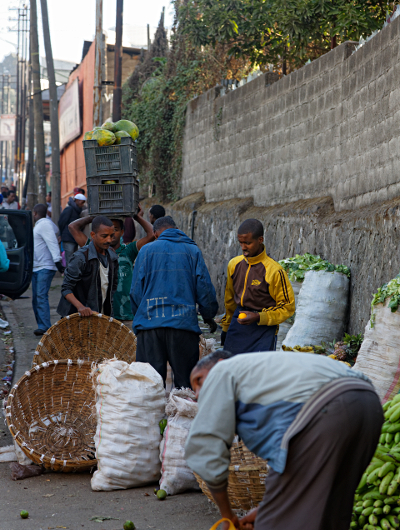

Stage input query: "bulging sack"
[
  {"left": 276, "top": 280, "right": 302, "bottom": 351},
  {"left": 354, "top": 299, "right": 400, "bottom": 403},
  {"left": 91, "top": 360, "right": 166, "bottom": 491},
  {"left": 283, "top": 270, "right": 349, "bottom": 348},
  {"left": 159, "top": 389, "right": 199, "bottom": 495}
]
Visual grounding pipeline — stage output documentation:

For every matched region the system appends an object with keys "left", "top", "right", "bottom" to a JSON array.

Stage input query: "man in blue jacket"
[{"left": 130, "top": 216, "right": 218, "bottom": 388}]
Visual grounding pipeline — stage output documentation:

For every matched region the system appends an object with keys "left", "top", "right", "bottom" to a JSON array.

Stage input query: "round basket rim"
[{"left": 6, "top": 359, "right": 96, "bottom": 469}]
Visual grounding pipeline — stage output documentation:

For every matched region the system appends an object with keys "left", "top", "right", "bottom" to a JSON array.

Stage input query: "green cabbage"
[
  {"left": 371, "top": 273, "right": 400, "bottom": 326},
  {"left": 279, "top": 253, "right": 351, "bottom": 283}
]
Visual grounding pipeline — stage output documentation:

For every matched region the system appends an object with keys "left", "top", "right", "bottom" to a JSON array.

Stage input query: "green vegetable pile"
[
  {"left": 279, "top": 253, "right": 351, "bottom": 283},
  {"left": 371, "top": 274, "right": 400, "bottom": 326},
  {"left": 350, "top": 395, "right": 400, "bottom": 529}
]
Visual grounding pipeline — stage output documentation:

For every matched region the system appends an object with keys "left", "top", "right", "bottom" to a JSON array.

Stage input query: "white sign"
[
  {"left": 59, "top": 77, "right": 81, "bottom": 150},
  {"left": 0, "top": 115, "right": 16, "bottom": 141}
]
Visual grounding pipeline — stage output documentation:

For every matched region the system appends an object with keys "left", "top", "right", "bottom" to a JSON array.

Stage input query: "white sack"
[
  {"left": 159, "top": 389, "right": 199, "bottom": 495},
  {"left": 353, "top": 299, "right": 400, "bottom": 403},
  {"left": 91, "top": 360, "right": 166, "bottom": 491},
  {"left": 283, "top": 270, "right": 349, "bottom": 348},
  {"left": 276, "top": 280, "right": 302, "bottom": 351},
  {"left": 0, "top": 444, "right": 16, "bottom": 462},
  {"left": 14, "top": 440, "right": 33, "bottom": 465}
]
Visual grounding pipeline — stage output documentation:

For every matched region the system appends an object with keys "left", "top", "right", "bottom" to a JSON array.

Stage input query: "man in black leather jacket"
[{"left": 57, "top": 216, "right": 119, "bottom": 318}]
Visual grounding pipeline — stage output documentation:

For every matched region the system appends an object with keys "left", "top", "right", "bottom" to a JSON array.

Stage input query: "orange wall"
[{"left": 60, "top": 41, "right": 95, "bottom": 207}]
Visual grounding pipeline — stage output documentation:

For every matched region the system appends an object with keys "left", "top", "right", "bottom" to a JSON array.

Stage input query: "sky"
[{"left": 0, "top": 0, "right": 174, "bottom": 65}]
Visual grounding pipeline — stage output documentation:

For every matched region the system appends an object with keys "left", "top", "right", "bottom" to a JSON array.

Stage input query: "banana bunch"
[{"left": 350, "top": 395, "right": 400, "bottom": 529}]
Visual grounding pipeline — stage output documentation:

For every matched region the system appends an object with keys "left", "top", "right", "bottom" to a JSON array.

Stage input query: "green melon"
[
  {"left": 92, "top": 129, "right": 116, "bottom": 146},
  {"left": 102, "top": 121, "right": 116, "bottom": 132},
  {"left": 114, "top": 119, "right": 139, "bottom": 141},
  {"left": 84, "top": 130, "right": 94, "bottom": 140},
  {"left": 114, "top": 130, "right": 131, "bottom": 144}
]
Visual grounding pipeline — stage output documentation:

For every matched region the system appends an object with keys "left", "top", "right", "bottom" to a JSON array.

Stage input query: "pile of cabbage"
[{"left": 279, "top": 253, "right": 351, "bottom": 283}]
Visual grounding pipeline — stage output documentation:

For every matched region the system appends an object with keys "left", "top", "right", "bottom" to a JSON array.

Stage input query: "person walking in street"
[
  {"left": 130, "top": 216, "right": 218, "bottom": 388},
  {"left": 32, "top": 204, "right": 65, "bottom": 336},
  {"left": 185, "top": 350, "right": 383, "bottom": 530},
  {"left": 57, "top": 216, "right": 118, "bottom": 318},
  {"left": 46, "top": 191, "right": 52, "bottom": 219},
  {"left": 221, "top": 218, "right": 295, "bottom": 354},
  {"left": 68, "top": 204, "right": 154, "bottom": 325},
  {"left": 0, "top": 239, "right": 9, "bottom": 272},
  {"left": 2, "top": 191, "right": 19, "bottom": 210},
  {"left": 58, "top": 193, "right": 86, "bottom": 265},
  {"left": 148, "top": 204, "right": 165, "bottom": 225}
]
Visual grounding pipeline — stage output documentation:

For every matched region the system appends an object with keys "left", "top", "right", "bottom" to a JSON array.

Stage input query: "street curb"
[{"left": 1, "top": 300, "right": 31, "bottom": 386}]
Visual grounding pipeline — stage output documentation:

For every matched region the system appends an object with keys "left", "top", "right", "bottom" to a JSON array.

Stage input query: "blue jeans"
[{"left": 32, "top": 269, "right": 56, "bottom": 331}]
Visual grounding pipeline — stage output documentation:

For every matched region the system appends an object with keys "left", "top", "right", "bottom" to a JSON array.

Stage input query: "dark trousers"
[
  {"left": 136, "top": 328, "right": 200, "bottom": 389},
  {"left": 224, "top": 307, "right": 277, "bottom": 355},
  {"left": 255, "top": 389, "right": 383, "bottom": 530}
]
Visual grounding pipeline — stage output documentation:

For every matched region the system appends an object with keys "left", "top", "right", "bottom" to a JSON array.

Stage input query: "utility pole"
[
  {"left": 1, "top": 76, "right": 4, "bottom": 182},
  {"left": 40, "top": 0, "right": 61, "bottom": 224},
  {"left": 30, "top": 0, "right": 46, "bottom": 204},
  {"left": 147, "top": 24, "right": 151, "bottom": 52},
  {"left": 112, "top": 0, "right": 123, "bottom": 122},
  {"left": 25, "top": 42, "right": 36, "bottom": 209},
  {"left": 14, "top": 9, "right": 20, "bottom": 188},
  {"left": 93, "top": 0, "right": 103, "bottom": 127}
]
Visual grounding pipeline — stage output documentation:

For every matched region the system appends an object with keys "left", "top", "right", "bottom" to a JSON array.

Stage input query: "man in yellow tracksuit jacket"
[{"left": 221, "top": 218, "right": 295, "bottom": 354}]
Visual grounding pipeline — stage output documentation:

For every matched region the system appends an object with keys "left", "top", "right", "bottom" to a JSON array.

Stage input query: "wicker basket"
[
  {"left": 6, "top": 360, "right": 96, "bottom": 472},
  {"left": 32, "top": 313, "right": 136, "bottom": 367},
  {"left": 195, "top": 439, "right": 268, "bottom": 511}
]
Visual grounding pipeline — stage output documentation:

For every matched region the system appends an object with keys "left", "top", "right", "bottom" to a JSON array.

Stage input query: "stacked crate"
[{"left": 83, "top": 136, "right": 139, "bottom": 218}]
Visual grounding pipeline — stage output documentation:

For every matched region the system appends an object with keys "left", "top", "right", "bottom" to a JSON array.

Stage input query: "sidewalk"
[{"left": 0, "top": 276, "right": 219, "bottom": 530}]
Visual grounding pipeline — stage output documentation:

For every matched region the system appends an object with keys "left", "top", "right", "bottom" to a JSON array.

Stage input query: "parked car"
[{"left": 0, "top": 211, "right": 33, "bottom": 298}]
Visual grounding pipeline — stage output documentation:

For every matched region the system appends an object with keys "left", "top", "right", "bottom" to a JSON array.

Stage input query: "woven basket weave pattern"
[
  {"left": 195, "top": 439, "right": 268, "bottom": 511},
  {"left": 32, "top": 313, "right": 136, "bottom": 366},
  {"left": 6, "top": 360, "right": 97, "bottom": 472}
]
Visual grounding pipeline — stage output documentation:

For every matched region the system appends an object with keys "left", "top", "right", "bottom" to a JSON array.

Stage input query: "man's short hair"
[
  {"left": 149, "top": 204, "right": 166, "bottom": 220},
  {"left": 112, "top": 219, "right": 124, "bottom": 230},
  {"left": 33, "top": 203, "right": 47, "bottom": 219},
  {"left": 238, "top": 219, "right": 264, "bottom": 239},
  {"left": 153, "top": 216, "right": 177, "bottom": 232},
  {"left": 194, "top": 350, "right": 235, "bottom": 371},
  {"left": 92, "top": 216, "right": 114, "bottom": 233}
]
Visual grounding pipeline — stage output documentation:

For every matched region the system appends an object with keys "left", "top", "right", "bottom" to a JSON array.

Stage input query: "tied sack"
[
  {"left": 283, "top": 270, "right": 349, "bottom": 348},
  {"left": 354, "top": 298, "right": 400, "bottom": 403},
  {"left": 276, "top": 280, "right": 302, "bottom": 351},
  {"left": 159, "top": 389, "right": 199, "bottom": 495},
  {"left": 91, "top": 360, "right": 166, "bottom": 491}
]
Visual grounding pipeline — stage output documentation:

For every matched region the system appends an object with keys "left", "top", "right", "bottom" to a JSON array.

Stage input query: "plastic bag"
[
  {"left": 283, "top": 271, "right": 349, "bottom": 348},
  {"left": 353, "top": 298, "right": 400, "bottom": 402},
  {"left": 14, "top": 441, "right": 33, "bottom": 465},
  {"left": 159, "top": 389, "right": 199, "bottom": 495},
  {"left": 10, "top": 462, "right": 43, "bottom": 480},
  {"left": 91, "top": 360, "right": 166, "bottom": 491},
  {"left": 199, "top": 335, "right": 217, "bottom": 358}
]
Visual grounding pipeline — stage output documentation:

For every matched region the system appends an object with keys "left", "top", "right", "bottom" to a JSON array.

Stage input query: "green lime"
[
  {"left": 156, "top": 489, "right": 167, "bottom": 500},
  {"left": 123, "top": 521, "right": 135, "bottom": 530},
  {"left": 20, "top": 510, "right": 29, "bottom": 519}
]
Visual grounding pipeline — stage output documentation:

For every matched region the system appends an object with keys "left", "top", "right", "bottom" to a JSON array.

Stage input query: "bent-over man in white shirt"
[{"left": 32, "top": 204, "right": 65, "bottom": 336}]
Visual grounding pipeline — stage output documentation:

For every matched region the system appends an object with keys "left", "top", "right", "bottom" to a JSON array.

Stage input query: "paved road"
[{"left": 0, "top": 277, "right": 220, "bottom": 530}]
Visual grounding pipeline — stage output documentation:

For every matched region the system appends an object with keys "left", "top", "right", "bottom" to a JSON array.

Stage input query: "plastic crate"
[
  {"left": 87, "top": 176, "right": 139, "bottom": 218},
  {"left": 83, "top": 137, "right": 138, "bottom": 177}
]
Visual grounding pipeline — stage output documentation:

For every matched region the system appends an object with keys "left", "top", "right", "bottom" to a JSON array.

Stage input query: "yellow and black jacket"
[{"left": 221, "top": 248, "right": 295, "bottom": 332}]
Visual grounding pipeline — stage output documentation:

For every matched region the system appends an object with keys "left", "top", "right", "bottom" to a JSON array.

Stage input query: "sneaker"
[{"left": 33, "top": 329, "right": 47, "bottom": 336}]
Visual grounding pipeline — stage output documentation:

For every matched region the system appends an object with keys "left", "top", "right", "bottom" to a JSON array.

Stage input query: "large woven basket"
[
  {"left": 6, "top": 360, "right": 97, "bottom": 472},
  {"left": 32, "top": 313, "right": 136, "bottom": 367},
  {"left": 195, "top": 439, "right": 268, "bottom": 511}
]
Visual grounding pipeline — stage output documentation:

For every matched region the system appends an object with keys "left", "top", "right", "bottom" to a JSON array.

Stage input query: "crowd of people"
[{"left": 29, "top": 191, "right": 383, "bottom": 530}]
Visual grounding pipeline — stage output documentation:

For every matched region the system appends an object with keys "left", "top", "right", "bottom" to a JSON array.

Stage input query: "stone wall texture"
[
  {"left": 165, "top": 193, "right": 400, "bottom": 336},
  {"left": 182, "top": 15, "right": 400, "bottom": 212}
]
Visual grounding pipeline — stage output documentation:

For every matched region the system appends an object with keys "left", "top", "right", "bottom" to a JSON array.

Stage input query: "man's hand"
[
  {"left": 237, "top": 311, "right": 260, "bottom": 326},
  {"left": 77, "top": 305, "right": 93, "bottom": 317},
  {"left": 134, "top": 203, "right": 144, "bottom": 220},
  {"left": 55, "top": 261, "right": 65, "bottom": 274},
  {"left": 204, "top": 317, "right": 217, "bottom": 333},
  {"left": 220, "top": 516, "right": 241, "bottom": 530},
  {"left": 240, "top": 507, "right": 258, "bottom": 529}
]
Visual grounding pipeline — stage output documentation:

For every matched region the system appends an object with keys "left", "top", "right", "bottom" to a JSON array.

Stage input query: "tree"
[{"left": 180, "top": 0, "right": 390, "bottom": 70}]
